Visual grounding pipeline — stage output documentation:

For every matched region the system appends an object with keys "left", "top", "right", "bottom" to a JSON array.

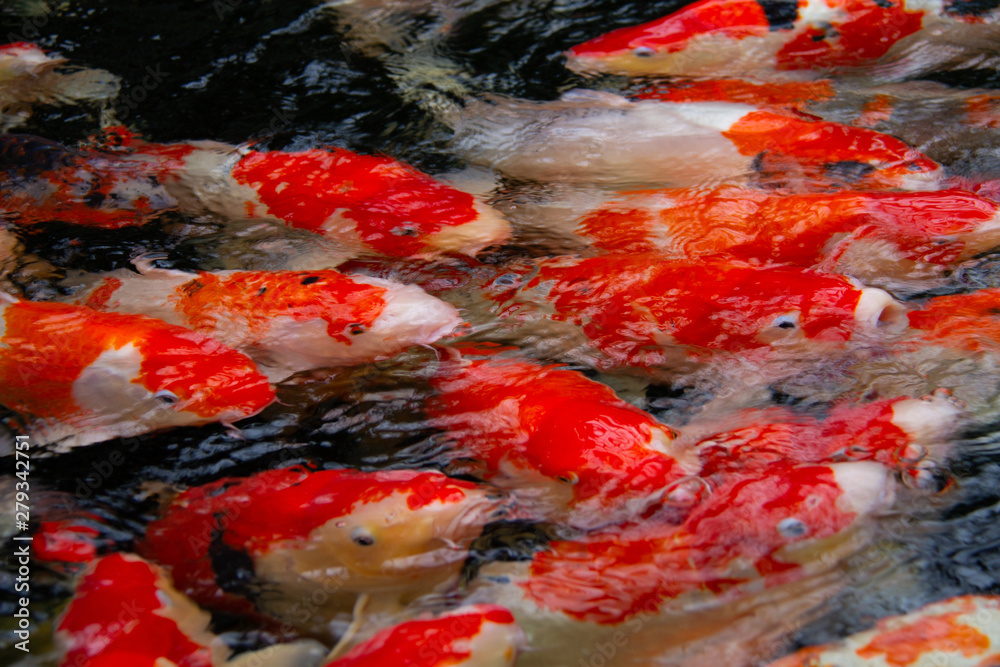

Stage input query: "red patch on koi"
[
  {"left": 635, "top": 79, "right": 836, "bottom": 109},
  {"left": 57, "top": 554, "right": 213, "bottom": 667},
  {"left": 775, "top": 0, "right": 924, "bottom": 70},
  {"left": 230, "top": 148, "right": 478, "bottom": 256},
  {"left": 567, "top": 0, "right": 770, "bottom": 57}
]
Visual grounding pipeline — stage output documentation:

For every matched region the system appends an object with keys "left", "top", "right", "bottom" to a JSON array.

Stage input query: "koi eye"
[
  {"left": 633, "top": 46, "right": 655, "bottom": 58},
  {"left": 772, "top": 315, "right": 797, "bottom": 330},
  {"left": 777, "top": 517, "right": 807, "bottom": 538},
  {"left": 351, "top": 528, "right": 375, "bottom": 546},
  {"left": 154, "top": 390, "right": 179, "bottom": 405},
  {"left": 349, "top": 323, "right": 366, "bottom": 336},
  {"left": 391, "top": 225, "right": 418, "bottom": 236},
  {"left": 556, "top": 472, "right": 579, "bottom": 485}
]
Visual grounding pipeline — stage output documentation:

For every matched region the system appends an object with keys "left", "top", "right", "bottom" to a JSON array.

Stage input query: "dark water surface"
[{"left": 3, "top": 0, "right": 1000, "bottom": 665}]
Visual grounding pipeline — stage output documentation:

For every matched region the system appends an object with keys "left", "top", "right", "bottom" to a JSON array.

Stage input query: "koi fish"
[
  {"left": 636, "top": 79, "right": 1000, "bottom": 179},
  {"left": 565, "top": 0, "right": 1000, "bottom": 80},
  {"left": 67, "top": 262, "right": 462, "bottom": 381},
  {"left": 56, "top": 552, "right": 328, "bottom": 667},
  {"left": 447, "top": 90, "right": 940, "bottom": 190},
  {"left": 507, "top": 186, "right": 1000, "bottom": 291},
  {"left": 326, "top": 605, "right": 521, "bottom": 667},
  {"left": 0, "top": 133, "right": 177, "bottom": 228},
  {"left": 442, "top": 254, "right": 907, "bottom": 370},
  {"left": 0, "top": 130, "right": 510, "bottom": 258},
  {"left": 470, "top": 461, "right": 896, "bottom": 666},
  {"left": 767, "top": 594, "right": 1000, "bottom": 667},
  {"left": 426, "top": 353, "right": 697, "bottom": 527},
  {"left": 139, "top": 466, "right": 504, "bottom": 637},
  {"left": 907, "top": 288, "right": 1000, "bottom": 353},
  {"left": 0, "top": 42, "right": 119, "bottom": 131},
  {"left": 693, "top": 390, "right": 963, "bottom": 480},
  {"left": 56, "top": 553, "right": 227, "bottom": 667},
  {"left": 0, "top": 299, "right": 275, "bottom": 451}
]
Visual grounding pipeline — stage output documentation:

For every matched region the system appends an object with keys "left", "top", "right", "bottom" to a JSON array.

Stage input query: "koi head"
[
  {"left": 865, "top": 189, "right": 1000, "bottom": 261},
  {"left": 174, "top": 270, "right": 460, "bottom": 378},
  {"left": 143, "top": 468, "right": 504, "bottom": 604},
  {"left": 330, "top": 605, "right": 521, "bottom": 667},
  {"left": 566, "top": 0, "right": 772, "bottom": 76},
  {"left": 272, "top": 470, "right": 502, "bottom": 585}
]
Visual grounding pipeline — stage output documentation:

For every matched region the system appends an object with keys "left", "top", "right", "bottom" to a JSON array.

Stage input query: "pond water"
[{"left": 2, "top": 1, "right": 1000, "bottom": 665}]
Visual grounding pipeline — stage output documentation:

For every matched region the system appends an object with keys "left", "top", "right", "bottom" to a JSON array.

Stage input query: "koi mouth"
[{"left": 853, "top": 288, "right": 908, "bottom": 335}]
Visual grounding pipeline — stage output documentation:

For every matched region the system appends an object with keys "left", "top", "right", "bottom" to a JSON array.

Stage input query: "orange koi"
[
  {"left": 69, "top": 263, "right": 461, "bottom": 381},
  {"left": 565, "top": 0, "right": 1000, "bottom": 80},
  {"left": 0, "top": 299, "right": 274, "bottom": 451},
  {"left": 426, "top": 353, "right": 696, "bottom": 527},
  {"left": 139, "top": 466, "right": 504, "bottom": 635},
  {"left": 768, "top": 595, "right": 1000, "bottom": 666}
]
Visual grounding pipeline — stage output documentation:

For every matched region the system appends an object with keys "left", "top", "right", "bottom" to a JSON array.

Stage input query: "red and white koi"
[
  {"left": 0, "top": 130, "right": 510, "bottom": 257},
  {"left": 693, "top": 391, "right": 963, "bottom": 481},
  {"left": 437, "top": 254, "right": 907, "bottom": 370},
  {"left": 447, "top": 90, "right": 941, "bottom": 190},
  {"left": 139, "top": 466, "right": 505, "bottom": 636},
  {"left": 768, "top": 594, "right": 1000, "bottom": 667},
  {"left": 565, "top": 0, "right": 1000, "bottom": 80},
  {"left": 55, "top": 553, "right": 227, "bottom": 667},
  {"left": 469, "top": 461, "right": 896, "bottom": 666},
  {"left": 129, "top": 133, "right": 510, "bottom": 258},
  {"left": 507, "top": 185, "right": 1000, "bottom": 291},
  {"left": 0, "top": 299, "right": 274, "bottom": 451},
  {"left": 55, "top": 552, "right": 329, "bottom": 667},
  {"left": 68, "top": 262, "right": 461, "bottom": 381},
  {"left": 426, "top": 353, "right": 697, "bottom": 527},
  {"left": 0, "top": 42, "right": 119, "bottom": 131},
  {"left": 635, "top": 79, "right": 1000, "bottom": 179},
  {"left": 326, "top": 605, "right": 521, "bottom": 667}
]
